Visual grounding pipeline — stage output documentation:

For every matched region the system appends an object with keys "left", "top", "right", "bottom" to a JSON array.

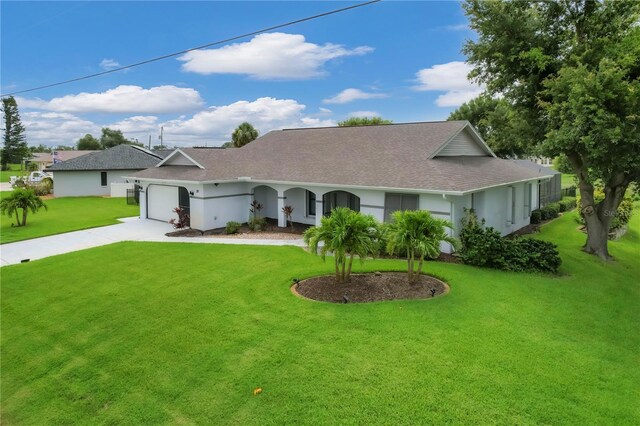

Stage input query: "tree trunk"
[
  {"left": 568, "top": 153, "right": 628, "bottom": 260},
  {"left": 409, "top": 251, "right": 415, "bottom": 283},
  {"left": 417, "top": 256, "right": 424, "bottom": 278},
  {"left": 22, "top": 209, "right": 28, "bottom": 226},
  {"left": 335, "top": 257, "right": 341, "bottom": 283},
  {"left": 346, "top": 254, "right": 354, "bottom": 283},
  {"left": 14, "top": 209, "right": 21, "bottom": 226}
]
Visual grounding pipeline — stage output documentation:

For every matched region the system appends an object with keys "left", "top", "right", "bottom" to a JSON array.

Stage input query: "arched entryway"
[
  {"left": 322, "top": 190, "right": 360, "bottom": 216},
  {"left": 252, "top": 185, "right": 278, "bottom": 221}
]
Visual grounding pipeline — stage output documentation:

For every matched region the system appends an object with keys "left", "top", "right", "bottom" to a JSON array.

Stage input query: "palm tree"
[
  {"left": 385, "top": 210, "right": 459, "bottom": 283},
  {"left": 0, "top": 187, "right": 47, "bottom": 226},
  {"left": 231, "top": 122, "right": 259, "bottom": 148},
  {"left": 304, "top": 207, "right": 380, "bottom": 283}
]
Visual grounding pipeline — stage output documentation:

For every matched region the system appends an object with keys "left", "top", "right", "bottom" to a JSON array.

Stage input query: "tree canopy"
[
  {"left": 0, "top": 187, "right": 47, "bottom": 227},
  {"left": 447, "top": 94, "right": 530, "bottom": 158},
  {"left": 77, "top": 134, "right": 102, "bottom": 150},
  {"left": 304, "top": 208, "right": 380, "bottom": 283},
  {"left": 100, "top": 128, "right": 134, "bottom": 149},
  {"left": 231, "top": 122, "right": 259, "bottom": 148},
  {"left": 463, "top": 0, "right": 640, "bottom": 259},
  {"left": 1, "top": 96, "right": 29, "bottom": 166},
  {"left": 337, "top": 117, "right": 393, "bottom": 127}
]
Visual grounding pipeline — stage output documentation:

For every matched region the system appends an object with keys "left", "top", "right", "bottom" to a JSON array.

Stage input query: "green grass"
[
  {"left": 2, "top": 212, "right": 639, "bottom": 424},
  {"left": 0, "top": 196, "right": 139, "bottom": 244},
  {"left": 0, "top": 163, "right": 25, "bottom": 183},
  {"left": 561, "top": 173, "right": 577, "bottom": 188}
]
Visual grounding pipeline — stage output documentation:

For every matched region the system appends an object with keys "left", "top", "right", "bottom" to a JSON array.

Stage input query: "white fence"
[{"left": 111, "top": 182, "right": 134, "bottom": 197}]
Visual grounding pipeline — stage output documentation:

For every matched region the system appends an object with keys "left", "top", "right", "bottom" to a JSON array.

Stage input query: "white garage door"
[{"left": 148, "top": 185, "right": 179, "bottom": 222}]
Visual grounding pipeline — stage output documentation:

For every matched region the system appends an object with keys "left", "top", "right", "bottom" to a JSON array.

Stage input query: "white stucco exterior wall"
[{"left": 52, "top": 170, "right": 140, "bottom": 197}]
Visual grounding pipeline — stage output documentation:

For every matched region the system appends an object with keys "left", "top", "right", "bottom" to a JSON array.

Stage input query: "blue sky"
[{"left": 1, "top": 1, "right": 482, "bottom": 148}]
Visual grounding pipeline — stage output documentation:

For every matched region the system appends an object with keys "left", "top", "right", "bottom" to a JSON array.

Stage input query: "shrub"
[
  {"left": 225, "top": 221, "right": 241, "bottom": 234},
  {"left": 503, "top": 238, "right": 562, "bottom": 273},
  {"left": 530, "top": 209, "right": 543, "bottom": 224},
  {"left": 558, "top": 197, "right": 576, "bottom": 212},
  {"left": 459, "top": 209, "right": 509, "bottom": 270},
  {"left": 248, "top": 217, "right": 267, "bottom": 231},
  {"left": 169, "top": 207, "right": 190, "bottom": 229},
  {"left": 459, "top": 209, "right": 561, "bottom": 273},
  {"left": 611, "top": 198, "right": 634, "bottom": 230}
]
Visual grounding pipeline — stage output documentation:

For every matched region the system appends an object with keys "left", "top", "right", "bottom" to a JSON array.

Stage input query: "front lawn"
[
  {"left": 1, "top": 212, "right": 638, "bottom": 424},
  {"left": 0, "top": 196, "right": 139, "bottom": 244},
  {"left": 0, "top": 163, "right": 24, "bottom": 183}
]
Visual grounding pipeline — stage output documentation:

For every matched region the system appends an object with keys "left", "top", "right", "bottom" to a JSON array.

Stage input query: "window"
[
  {"left": 524, "top": 183, "right": 532, "bottom": 218},
  {"left": 306, "top": 190, "right": 316, "bottom": 216},
  {"left": 384, "top": 193, "right": 418, "bottom": 222},
  {"left": 100, "top": 172, "right": 107, "bottom": 187},
  {"left": 323, "top": 191, "right": 360, "bottom": 216},
  {"left": 509, "top": 186, "right": 516, "bottom": 224}
]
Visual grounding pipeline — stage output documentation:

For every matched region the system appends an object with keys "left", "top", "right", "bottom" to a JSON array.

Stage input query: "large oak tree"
[{"left": 463, "top": 0, "right": 640, "bottom": 259}]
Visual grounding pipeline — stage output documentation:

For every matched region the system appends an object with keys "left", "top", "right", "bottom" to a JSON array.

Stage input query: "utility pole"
[
  {"left": 159, "top": 126, "right": 164, "bottom": 149},
  {"left": 148, "top": 135, "right": 151, "bottom": 150}
]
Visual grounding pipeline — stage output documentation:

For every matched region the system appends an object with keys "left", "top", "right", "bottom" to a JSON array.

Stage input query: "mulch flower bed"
[{"left": 293, "top": 272, "right": 448, "bottom": 303}]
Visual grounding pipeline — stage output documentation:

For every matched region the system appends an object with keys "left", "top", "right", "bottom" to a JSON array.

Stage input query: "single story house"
[
  {"left": 31, "top": 150, "right": 96, "bottom": 170},
  {"left": 46, "top": 144, "right": 168, "bottom": 197},
  {"left": 128, "top": 121, "right": 554, "bottom": 252}
]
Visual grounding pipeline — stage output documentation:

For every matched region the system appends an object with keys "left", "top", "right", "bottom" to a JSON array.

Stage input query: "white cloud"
[
  {"left": 318, "top": 107, "right": 332, "bottom": 114},
  {"left": 109, "top": 116, "right": 159, "bottom": 134},
  {"left": 434, "top": 89, "right": 484, "bottom": 107},
  {"left": 19, "top": 97, "right": 336, "bottom": 148},
  {"left": 323, "top": 88, "right": 388, "bottom": 104},
  {"left": 414, "top": 61, "right": 484, "bottom": 107},
  {"left": 17, "top": 85, "right": 204, "bottom": 114},
  {"left": 162, "top": 97, "right": 336, "bottom": 145},
  {"left": 348, "top": 111, "right": 380, "bottom": 118},
  {"left": 178, "top": 32, "right": 373, "bottom": 79},
  {"left": 22, "top": 112, "right": 99, "bottom": 146},
  {"left": 100, "top": 58, "right": 121, "bottom": 70}
]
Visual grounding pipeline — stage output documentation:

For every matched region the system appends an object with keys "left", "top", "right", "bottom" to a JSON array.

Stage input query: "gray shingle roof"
[
  {"left": 46, "top": 144, "right": 163, "bottom": 171},
  {"left": 130, "top": 121, "right": 555, "bottom": 193}
]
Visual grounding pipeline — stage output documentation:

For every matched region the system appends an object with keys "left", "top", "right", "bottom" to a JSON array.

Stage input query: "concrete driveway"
[
  {"left": 0, "top": 217, "right": 305, "bottom": 267},
  {"left": 0, "top": 182, "right": 13, "bottom": 192}
]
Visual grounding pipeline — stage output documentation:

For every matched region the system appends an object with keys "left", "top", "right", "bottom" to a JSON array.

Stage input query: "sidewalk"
[{"left": 0, "top": 217, "right": 305, "bottom": 267}]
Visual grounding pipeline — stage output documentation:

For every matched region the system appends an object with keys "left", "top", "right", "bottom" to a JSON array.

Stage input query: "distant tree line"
[{"left": 77, "top": 128, "right": 143, "bottom": 150}]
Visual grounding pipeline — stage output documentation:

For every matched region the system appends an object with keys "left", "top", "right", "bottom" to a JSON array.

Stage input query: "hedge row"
[
  {"left": 530, "top": 197, "right": 577, "bottom": 224},
  {"left": 460, "top": 211, "right": 561, "bottom": 273}
]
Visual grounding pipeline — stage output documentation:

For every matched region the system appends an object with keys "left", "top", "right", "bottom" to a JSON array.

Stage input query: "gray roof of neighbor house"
[
  {"left": 130, "top": 121, "right": 555, "bottom": 194},
  {"left": 511, "top": 159, "right": 561, "bottom": 175},
  {"left": 46, "top": 144, "right": 164, "bottom": 171}
]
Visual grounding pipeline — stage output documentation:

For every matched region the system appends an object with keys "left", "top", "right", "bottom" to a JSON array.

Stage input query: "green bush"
[
  {"left": 225, "top": 221, "right": 241, "bottom": 234},
  {"left": 248, "top": 217, "right": 267, "bottom": 231},
  {"left": 460, "top": 209, "right": 561, "bottom": 273},
  {"left": 611, "top": 199, "right": 634, "bottom": 230},
  {"left": 530, "top": 209, "right": 543, "bottom": 224}
]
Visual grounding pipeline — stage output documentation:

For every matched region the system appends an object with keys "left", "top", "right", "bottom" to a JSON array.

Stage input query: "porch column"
[
  {"left": 315, "top": 197, "right": 323, "bottom": 227},
  {"left": 139, "top": 184, "right": 148, "bottom": 219},
  {"left": 277, "top": 190, "right": 286, "bottom": 227}
]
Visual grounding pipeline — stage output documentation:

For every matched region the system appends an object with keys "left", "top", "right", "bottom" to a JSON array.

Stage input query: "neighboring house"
[
  {"left": 529, "top": 156, "right": 554, "bottom": 167},
  {"left": 46, "top": 145, "right": 167, "bottom": 197},
  {"left": 128, "top": 121, "right": 555, "bottom": 252},
  {"left": 513, "top": 159, "right": 562, "bottom": 207},
  {"left": 31, "top": 151, "right": 96, "bottom": 170}
]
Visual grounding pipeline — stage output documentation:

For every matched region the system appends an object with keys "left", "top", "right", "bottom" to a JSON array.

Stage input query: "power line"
[{"left": 1, "top": 0, "right": 382, "bottom": 97}]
